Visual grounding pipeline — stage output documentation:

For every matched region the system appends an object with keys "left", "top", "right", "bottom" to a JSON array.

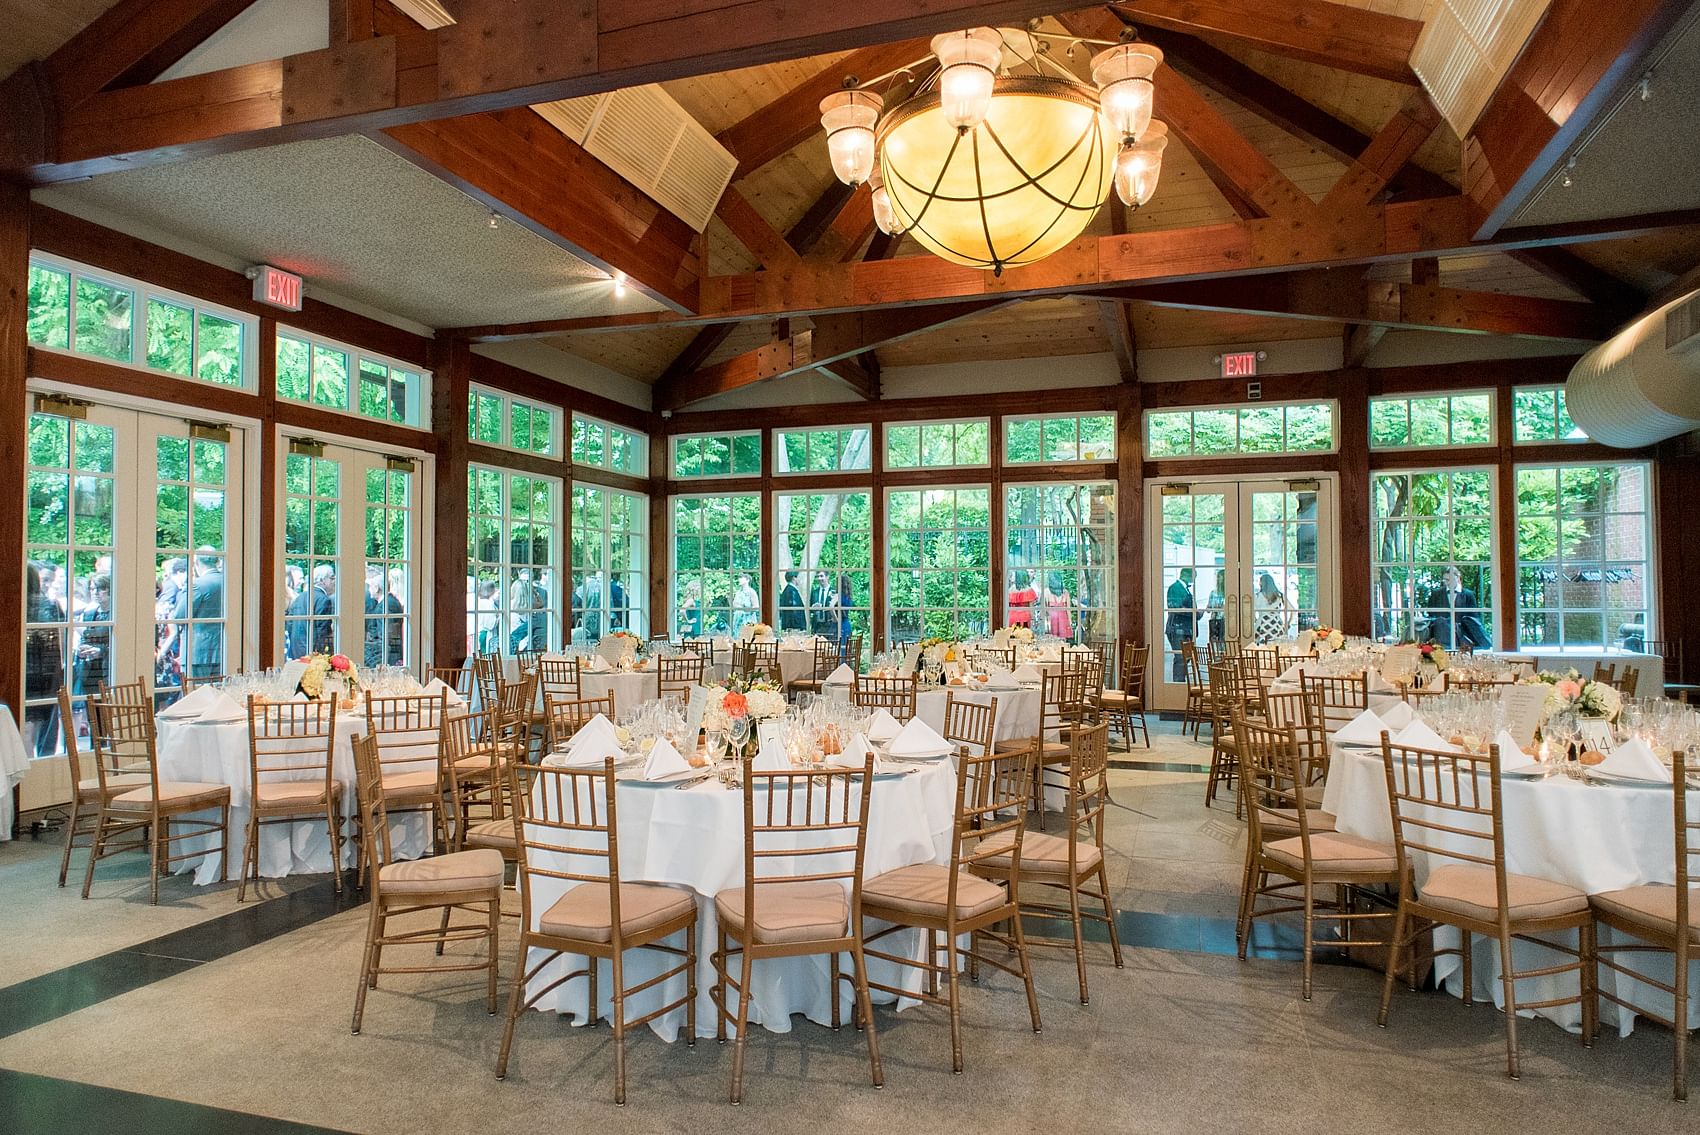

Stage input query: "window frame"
[
  {"left": 570, "top": 482, "right": 649, "bottom": 640},
  {"left": 1003, "top": 479, "right": 1117, "bottom": 644},
  {"left": 1003, "top": 411, "right": 1118, "bottom": 465},
  {"left": 1512, "top": 385, "right": 1588, "bottom": 444},
  {"left": 1368, "top": 390, "right": 1495, "bottom": 452},
  {"left": 670, "top": 430, "right": 763, "bottom": 480},
  {"left": 884, "top": 417, "right": 993, "bottom": 470},
  {"left": 466, "top": 383, "right": 562, "bottom": 457},
  {"left": 276, "top": 325, "right": 431, "bottom": 428},
  {"left": 1369, "top": 465, "right": 1499, "bottom": 646},
  {"left": 1144, "top": 400, "right": 1339, "bottom": 460},
  {"left": 884, "top": 483, "right": 993, "bottom": 642},
  {"left": 570, "top": 411, "right": 646, "bottom": 474},
  {"left": 773, "top": 424, "right": 873, "bottom": 475},
  {"left": 466, "top": 464, "right": 564, "bottom": 658},
  {"left": 670, "top": 491, "right": 763, "bottom": 637}
]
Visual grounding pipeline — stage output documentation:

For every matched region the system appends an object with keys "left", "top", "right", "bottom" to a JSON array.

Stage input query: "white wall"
[
  {"left": 1136, "top": 337, "right": 1344, "bottom": 382},
  {"left": 158, "top": 0, "right": 329, "bottom": 81},
  {"left": 1366, "top": 330, "right": 1591, "bottom": 367},
  {"left": 472, "top": 340, "right": 653, "bottom": 412}
]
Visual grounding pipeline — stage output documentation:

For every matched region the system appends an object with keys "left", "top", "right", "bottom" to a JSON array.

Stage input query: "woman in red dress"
[
  {"left": 1006, "top": 569, "right": 1037, "bottom": 628},
  {"left": 1044, "top": 572, "right": 1073, "bottom": 640}
]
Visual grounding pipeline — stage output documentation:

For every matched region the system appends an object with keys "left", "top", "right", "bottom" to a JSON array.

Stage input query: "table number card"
[
  {"left": 684, "top": 685, "right": 709, "bottom": 744},
  {"left": 279, "top": 659, "right": 308, "bottom": 695}
]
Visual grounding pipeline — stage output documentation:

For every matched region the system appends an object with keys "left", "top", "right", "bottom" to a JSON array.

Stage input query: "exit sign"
[
  {"left": 251, "top": 264, "right": 303, "bottom": 311},
  {"left": 1220, "top": 351, "right": 1259, "bottom": 378}
]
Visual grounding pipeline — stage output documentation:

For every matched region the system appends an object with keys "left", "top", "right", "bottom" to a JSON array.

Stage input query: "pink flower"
[
  {"left": 723, "top": 692, "right": 748, "bottom": 719},
  {"left": 329, "top": 654, "right": 352, "bottom": 672},
  {"left": 1554, "top": 679, "right": 1581, "bottom": 700}
]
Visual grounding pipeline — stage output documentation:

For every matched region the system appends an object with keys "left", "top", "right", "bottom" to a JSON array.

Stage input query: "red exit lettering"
[
  {"left": 252, "top": 265, "right": 303, "bottom": 311},
  {"left": 1220, "top": 351, "right": 1258, "bottom": 378}
]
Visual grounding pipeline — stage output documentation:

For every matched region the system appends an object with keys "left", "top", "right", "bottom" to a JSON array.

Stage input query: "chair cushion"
[
  {"left": 1420, "top": 863, "right": 1588, "bottom": 924},
  {"left": 714, "top": 881, "right": 849, "bottom": 945},
  {"left": 862, "top": 863, "right": 1008, "bottom": 921},
  {"left": 1259, "top": 808, "right": 1338, "bottom": 839},
  {"left": 378, "top": 849, "right": 504, "bottom": 897},
  {"left": 1591, "top": 885, "right": 1700, "bottom": 942},
  {"left": 993, "top": 738, "right": 1071, "bottom": 762},
  {"left": 462, "top": 818, "right": 516, "bottom": 852},
  {"left": 380, "top": 770, "right": 440, "bottom": 800},
  {"left": 110, "top": 781, "right": 230, "bottom": 810},
  {"left": 78, "top": 773, "right": 149, "bottom": 799},
  {"left": 254, "top": 780, "right": 335, "bottom": 806},
  {"left": 974, "top": 830, "right": 1102, "bottom": 882},
  {"left": 539, "top": 881, "right": 696, "bottom": 944},
  {"left": 452, "top": 752, "right": 502, "bottom": 775},
  {"left": 1263, "top": 832, "right": 1398, "bottom": 875}
]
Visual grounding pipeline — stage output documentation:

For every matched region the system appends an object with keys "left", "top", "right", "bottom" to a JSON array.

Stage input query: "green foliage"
[
  {"left": 146, "top": 300, "right": 194, "bottom": 376},
  {"left": 1146, "top": 403, "right": 1333, "bottom": 457},
  {"left": 27, "top": 264, "right": 71, "bottom": 348},
  {"left": 74, "top": 277, "right": 133, "bottom": 361},
  {"left": 672, "top": 432, "right": 761, "bottom": 478}
]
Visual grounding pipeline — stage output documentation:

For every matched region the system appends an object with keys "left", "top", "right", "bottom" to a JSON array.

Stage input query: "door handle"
[
  {"left": 1224, "top": 593, "right": 1238, "bottom": 639},
  {"left": 1241, "top": 593, "right": 1253, "bottom": 638}
]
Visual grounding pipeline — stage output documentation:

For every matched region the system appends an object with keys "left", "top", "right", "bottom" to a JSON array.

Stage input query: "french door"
[
  {"left": 22, "top": 400, "right": 245, "bottom": 796},
  {"left": 1148, "top": 476, "right": 1337, "bottom": 710},
  {"left": 279, "top": 438, "right": 422, "bottom": 668}
]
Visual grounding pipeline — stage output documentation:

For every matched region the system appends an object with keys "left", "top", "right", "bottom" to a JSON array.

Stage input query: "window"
[
  {"left": 571, "top": 484, "right": 648, "bottom": 640},
  {"left": 775, "top": 491, "right": 872, "bottom": 652},
  {"left": 1513, "top": 386, "right": 1587, "bottom": 443},
  {"left": 887, "top": 486, "right": 991, "bottom": 642},
  {"left": 886, "top": 418, "right": 991, "bottom": 468},
  {"left": 1370, "top": 393, "right": 1493, "bottom": 449},
  {"left": 1146, "top": 402, "right": 1335, "bottom": 458},
  {"left": 27, "top": 254, "right": 253, "bottom": 388},
  {"left": 671, "top": 494, "right": 761, "bottom": 636},
  {"left": 1005, "top": 483, "right": 1116, "bottom": 643},
  {"left": 467, "top": 467, "right": 561, "bottom": 657},
  {"left": 774, "top": 425, "right": 872, "bottom": 474},
  {"left": 1515, "top": 462, "right": 1652, "bottom": 649},
  {"left": 277, "top": 329, "right": 426, "bottom": 427},
  {"left": 362, "top": 464, "right": 414, "bottom": 667},
  {"left": 1372, "top": 469, "right": 1495, "bottom": 646},
  {"left": 1005, "top": 412, "right": 1115, "bottom": 463},
  {"left": 672, "top": 431, "right": 761, "bottom": 478},
  {"left": 467, "top": 385, "right": 559, "bottom": 456},
  {"left": 571, "top": 413, "right": 645, "bottom": 474}
]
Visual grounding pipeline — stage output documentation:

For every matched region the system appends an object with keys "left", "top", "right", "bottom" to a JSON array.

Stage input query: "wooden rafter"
[
  {"left": 42, "top": 0, "right": 260, "bottom": 106},
  {"left": 1109, "top": 0, "right": 1421, "bottom": 84},
  {"left": 1321, "top": 91, "right": 1443, "bottom": 212},
  {"left": 1342, "top": 320, "right": 1388, "bottom": 366},
  {"left": 808, "top": 186, "right": 876, "bottom": 263},
  {"left": 715, "top": 185, "right": 802, "bottom": 270},
  {"left": 1507, "top": 249, "right": 1644, "bottom": 317}
]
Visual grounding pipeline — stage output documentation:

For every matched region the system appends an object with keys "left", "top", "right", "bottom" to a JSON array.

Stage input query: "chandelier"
[{"left": 819, "top": 26, "right": 1168, "bottom": 274}]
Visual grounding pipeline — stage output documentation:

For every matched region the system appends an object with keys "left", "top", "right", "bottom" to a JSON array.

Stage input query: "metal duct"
[{"left": 1565, "top": 289, "right": 1700, "bottom": 447}]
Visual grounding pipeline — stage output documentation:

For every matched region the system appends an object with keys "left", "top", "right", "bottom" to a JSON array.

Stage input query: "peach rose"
[
  {"left": 723, "top": 692, "right": 749, "bottom": 719},
  {"left": 1554, "top": 679, "right": 1581, "bottom": 700}
]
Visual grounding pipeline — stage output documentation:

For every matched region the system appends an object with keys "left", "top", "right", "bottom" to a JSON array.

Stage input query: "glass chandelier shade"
[
  {"left": 819, "top": 89, "right": 883, "bottom": 186},
  {"left": 878, "top": 77, "right": 1114, "bottom": 273},
  {"left": 1090, "top": 43, "right": 1163, "bottom": 142},
  {"left": 1113, "top": 121, "right": 1168, "bottom": 208},
  {"left": 931, "top": 27, "right": 1003, "bottom": 132},
  {"left": 867, "top": 164, "right": 904, "bottom": 235}
]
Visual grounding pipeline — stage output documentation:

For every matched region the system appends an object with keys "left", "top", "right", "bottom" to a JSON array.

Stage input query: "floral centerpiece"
[
  {"left": 1417, "top": 642, "right": 1449, "bottom": 671},
  {"left": 911, "top": 637, "right": 964, "bottom": 684},
  {"left": 740, "top": 621, "right": 774, "bottom": 643},
  {"left": 701, "top": 674, "right": 789, "bottom": 755},
  {"left": 602, "top": 629, "right": 642, "bottom": 666},
  {"left": 1530, "top": 668, "right": 1622, "bottom": 722},
  {"left": 1008, "top": 626, "right": 1035, "bottom": 645},
  {"left": 299, "top": 653, "right": 358, "bottom": 701},
  {"left": 1312, "top": 624, "right": 1345, "bottom": 653}
]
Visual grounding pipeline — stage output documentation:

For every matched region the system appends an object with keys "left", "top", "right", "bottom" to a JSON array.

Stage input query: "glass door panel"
[
  {"left": 1156, "top": 489, "right": 1228, "bottom": 688},
  {"left": 151, "top": 428, "right": 232, "bottom": 702},
  {"left": 283, "top": 451, "right": 341, "bottom": 659},
  {"left": 1247, "top": 488, "right": 1323, "bottom": 646},
  {"left": 364, "top": 464, "right": 413, "bottom": 667}
]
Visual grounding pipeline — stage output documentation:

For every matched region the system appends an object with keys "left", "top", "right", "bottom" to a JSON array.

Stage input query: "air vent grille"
[{"left": 1411, "top": 0, "right": 1554, "bottom": 137}]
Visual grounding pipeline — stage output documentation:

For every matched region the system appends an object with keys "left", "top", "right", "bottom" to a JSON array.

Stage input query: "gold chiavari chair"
[
  {"left": 864, "top": 746, "right": 1042, "bottom": 1071},
  {"left": 472, "top": 654, "right": 503, "bottom": 715},
  {"left": 240, "top": 696, "right": 342, "bottom": 901},
  {"left": 1300, "top": 671, "right": 1370, "bottom": 736},
  {"left": 1618, "top": 664, "right": 1642, "bottom": 696},
  {"left": 495, "top": 761, "right": 698, "bottom": 1100},
  {"left": 1591, "top": 748, "right": 1697, "bottom": 1099},
  {"left": 543, "top": 693, "right": 617, "bottom": 753},
  {"left": 442, "top": 708, "right": 511, "bottom": 837},
  {"left": 681, "top": 636, "right": 716, "bottom": 662},
  {"left": 1234, "top": 714, "right": 1392, "bottom": 999},
  {"left": 515, "top": 647, "right": 544, "bottom": 675},
  {"left": 969, "top": 644, "right": 1015, "bottom": 671},
  {"left": 851, "top": 674, "right": 918, "bottom": 718},
  {"left": 997, "top": 670, "right": 1086, "bottom": 822},
  {"left": 711, "top": 759, "right": 881, "bottom": 1103},
  {"left": 787, "top": 637, "right": 841, "bottom": 700},
  {"left": 1180, "top": 639, "right": 1209, "bottom": 739},
  {"left": 181, "top": 673, "right": 227, "bottom": 694},
  {"left": 53, "top": 686, "right": 147, "bottom": 888},
  {"left": 1263, "top": 686, "right": 1332, "bottom": 791},
  {"left": 1205, "top": 661, "right": 1249, "bottom": 809},
  {"left": 529, "top": 656, "right": 582, "bottom": 748},
  {"left": 736, "top": 639, "right": 781, "bottom": 684},
  {"left": 1593, "top": 660, "right": 1621, "bottom": 685},
  {"left": 1377, "top": 739, "right": 1597, "bottom": 1079},
  {"left": 977, "top": 721, "right": 1122, "bottom": 1005},
  {"left": 841, "top": 634, "right": 864, "bottom": 669},
  {"left": 1238, "top": 646, "right": 1282, "bottom": 715},
  {"left": 657, "top": 652, "right": 705, "bottom": 705},
  {"left": 1447, "top": 674, "right": 1513, "bottom": 693},
  {"left": 1097, "top": 642, "right": 1150, "bottom": 751},
  {"left": 82, "top": 698, "right": 230, "bottom": 904},
  {"left": 495, "top": 672, "right": 538, "bottom": 761},
  {"left": 426, "top": 665, "right": 474, "bottom": 699},
  {"left": 940, "top": 691, "right": 998, "bottom": 758},
  {"left": 362, "top": 691, "right": 452, "bottom": 857},
  {"left": 97, "top": 675, "right": 149, "bottom": 709},
  {"left": 349, "top": 733, "right": 502, "bottom": 1035}
]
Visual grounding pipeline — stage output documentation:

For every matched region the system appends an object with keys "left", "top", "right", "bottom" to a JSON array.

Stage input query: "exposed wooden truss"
[{"left": 1109, "top": 0, "right": 1421, "bottom": 84}]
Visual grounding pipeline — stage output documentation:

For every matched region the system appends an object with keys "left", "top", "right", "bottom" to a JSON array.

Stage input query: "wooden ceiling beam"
[
  {"left": 1098, "top": 300, "right": 1139, "bottom": 382},
  {"left": 1321, "top": 91, "right": 1443, "bottom": 212},
  {"left": 808, "top": 186, "right": 877, "bottom": 263},
  {"left": 41, "top": 0, "right": 260, "bottom": 106},
  {"left": 817, "top": 355, "right": 879, "bottom": 400},
  {"left": 1507, "top": 247, "right": 1645, "bottom": 317},
  {"left": 1109, "top": 0, "right": 1421, "bottom": 84},
  {"left": 374, "top": 107, "right": 702, "bottom": 313},
  {"left": 715, "top": 185, "right": 802, "bottom": 270},
  {"left": 3, "top": 0, "right": 1072, "bottom": 182},
  {"left": 1136, "top": 26, "right": 1455, "bottom": 200},
  {"left": 1342, "top": 320, "right": 1388, "bottom": 366},
  {"left": 1463, "top": 0, "right": 1690, "bottom": 240}
]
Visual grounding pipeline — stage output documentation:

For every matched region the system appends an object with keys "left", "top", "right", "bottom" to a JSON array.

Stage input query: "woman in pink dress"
[
  {"left": 1006, "top": 570, "right": 1037, "bottom": 628},
  {"left": 1043, "top": 573, "right": 1073, "bottom": 640}
]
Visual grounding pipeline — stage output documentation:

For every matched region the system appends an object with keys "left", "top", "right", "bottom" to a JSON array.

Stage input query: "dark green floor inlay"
[{"left": 0, "top": 1069, "right": 353, "bottom": 1135}]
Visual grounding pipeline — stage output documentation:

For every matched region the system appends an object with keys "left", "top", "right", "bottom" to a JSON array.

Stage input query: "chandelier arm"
[
  {"left": 970, "top": 130, "right": 1003, "bottom": 272},
  {"left": 852, "top": 56, "right": 938, "bottom": 93},
  {"left": 887, "top": 127, "right": 969, "bottom": 238},
  {"left": 977, "top": 115, "right": 1111, "bottom": 212},
  {"left": 978, "top": 116, "right": 1106, "bottom": 267}
]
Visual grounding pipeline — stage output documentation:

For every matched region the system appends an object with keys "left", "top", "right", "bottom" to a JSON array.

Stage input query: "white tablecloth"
[
  {"left": 1488, "top": 650, "right": 1663, "bottom": 698},
  {"left": 156, "top": 710, "right": 432, "bottom": 885},
  {"left": 0, "top": 711, "right": 28, "bottom": 841},
  {"left": 1322, "top": 742, "right": 1698, "bottom": 1035},
  {"left": 823, "top": 684, "right": 1043, "bottom": 745},
  {"left": 524, "top": 759, "right": 958, "bottom": 1040}
]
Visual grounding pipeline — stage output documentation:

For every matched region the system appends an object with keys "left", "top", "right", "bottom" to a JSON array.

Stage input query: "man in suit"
[
  {"left": 1164, "top": 568, "right": 1197, "bottom": 683},
  {"left": 608, "top": 574, "right": 628, "bottom": 631},
  {"left": 175, "top": 549, "right": 226, "bottom": 679},
  {"left": 808, "top": 572, "right": 833, "bottom": 636},
  {"left": 778, "top": 571, "right": 807, "bottom": 631},
  {"left": 286, "top": 563, "right": 336, "bottom": 659},
  {"left": 1425, "top": 565, "right": 1488, "bottom": 649}
]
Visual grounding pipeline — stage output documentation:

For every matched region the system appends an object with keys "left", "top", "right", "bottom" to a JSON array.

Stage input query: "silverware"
[{"left": 672, "top": 773, "right": 715, "bottom": 789}]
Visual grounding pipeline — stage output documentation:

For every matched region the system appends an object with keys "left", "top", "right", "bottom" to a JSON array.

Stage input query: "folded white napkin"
[
  {"left": 644, "top": 736, "right": 693, "bottom": 780},
  {"left": 825, "top": 663, "right": 855, "bottom": 685},
  {"left": 422, "top": 677, "right": 466, "bottom": 706},
  {"left": 1334, "top": 709, "right": 1387, "bottom": 746},
  {"left": 983, "top": 667, "right": 1017, "bottom": 687},
  {"left": 1012, "top": 663, "right": 1043, "bottom": 684},
  {"left": 159, "top": 684, "right": 222, "bottom": 719},
  {"left": 1493, "top": 730, "right": 1537, "bottom": 772},
  {"left": 562, "top": 713, "right": 622, "bottom": 766},
  {"left": 588, "top": 655, "right": 612, "bottom": 673},
  {"left": 866, "top": 709, "right": 902, "bottom": 742},
  {"left": 1276, "top": 664, "right": 1306, "bottom": 685},
  {"left": 888, "top": 717, "right": 951, "bottom": 758},
  {"left": 828, "top": 732, "right": 872, "bottom": 768},
  {"left": 1378, "top": 700, "right": 1415, "bottom": 731},
  {"left": 199, "top": 690, "right": 248, "bottom": 723},
  {"left": 1594, "top": 737, "right": 1671, "bottom": 783},
  {"left": 751, "top": 744, "right": 790, "bottom": 772},
  {"left": 1391, "top": 718, "right": 1457, "bottom": 753},
  {"left": 1366, "top": 670, "right": 1396, "bottom": 693}
]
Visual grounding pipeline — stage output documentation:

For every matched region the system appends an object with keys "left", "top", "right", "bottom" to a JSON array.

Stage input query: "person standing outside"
[
  {"left": 731, "top": 572, "right": 760, "bottom": 634},
  {"left": 286, "top": 564, "right": 336, "bottom": 659},
  {"left": 777, "top": 571, "right": 807, "bottom": 632},
  {"left": 833, "top": 574, "right": 856, "bottom": 650},
  {"left": 176, "top": 549, "right": 225, "bottom": 680},
  {"left": 808, "top": 571, "right": 833, "bottom": 636},
  {"left": 1424, "top": 565, "right": 1486, "bottom": 649},
  {"left": 1252, "top": 572, "right": 1293, "bottom": 645},
  {"left": 1043, "top": 572, "right": 1073, "bottom": 641},
  {"left": 1006, "top": 570, "right": 1038, "bottom": 629},
  {"left": 1164, "top": 568, "right": 1197, "bottom": 683}
]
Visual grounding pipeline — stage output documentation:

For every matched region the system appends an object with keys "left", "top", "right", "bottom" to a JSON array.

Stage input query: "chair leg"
[
  {"left": 352, "top": 901, "right": 382, "bottom": 1034},
  {"left": 1497, "top": 931, "right": 1521, "bottom": 1080},
  {"left": 1578, "top": 920, "right": 1596, "bottom": 1049},
  {"left": 850, "top": 938, "right": 883, "bottom": 1087},
  {"left": 494, "top": 938, "right": 531, "bottom": 1079},
  {"left": 57, "top": 797, "right": 81, "bottom": 887},
  {"left": 81, "top": 813, "right": 106, "bottom": 899},
  {"left": 1068, "top": 879, "right": 1089, "bottom": 1005},
  {"left": 1300, "top": 882, "right": 1315, "bottom": 1002},
  {"left": 327, "top": 802, "right": 342, "bottom": 894},
  {"left": 150, "top": 816, "right": 164, "bottom": 905},
  {"left": 589, "top": 956, "right": 600, "bottom": 1026},
  {"left": 611, "top": 948, "right": 627, "bottom": 1106},
  {"left": 237, "top": 813, "right": 258, "bottom": 903},
  {"left": 368, "top": 910, "right": 387, "bottom": 989},
  {"left": 1674, "top": 938, "right": 1689, "bottom": 1101},
  {"left": 487, "top": 902, "right": 501, "bottom": 1015},
  {"left": 685, "top": 922, "right": 698, "bottom": 1047},
  {"left": 436, "top": 906, "right": 452, "bottom": 956},
  {"left": 1097, "top": 868, "right": 1123, "bottom": 969},
  {"left": 944, "top": 930, "right": 964, "bottom": 1074},
  {"left": 1377, "top": 903, "right": 1409, "bottom": 1028},
  {"left": 1236, "top": 850, "right": 1257, "bottom": 957},
  {"left": 830, "top": 951, "right": 842, "bottom": 1031},
  {"left": 729, "top": 946, "right": 754, "bottom": 1103},
  {"left": 217, "top": 805, "right": 229, "bottom": 883},
  {"left": 1011, "top": 903, "right": 1042, "bottom": 1035}
]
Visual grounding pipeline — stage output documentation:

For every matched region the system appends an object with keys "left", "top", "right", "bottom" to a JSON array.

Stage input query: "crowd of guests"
[{"left": 672, "top": 571, "right": 860, "bottom": 647}]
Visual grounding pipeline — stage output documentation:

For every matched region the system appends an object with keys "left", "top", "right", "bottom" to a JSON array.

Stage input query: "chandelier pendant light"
[{"left": 818, "top": 25, "right": 1169, "bottom": 275}]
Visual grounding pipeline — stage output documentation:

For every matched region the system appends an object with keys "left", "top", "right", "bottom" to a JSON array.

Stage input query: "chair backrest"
[
  {"left": 351, "top": 732, "right": 396, "bottom": 873},
  {"left": 1118, "top": 642, "right": 1149, "bottom": 698},
  {"left": 851, "top": 675, "right": 917, "bottom": 717},
  {"left": 1618, "top": 665, "right": 1641, "bottom": 695},
  {"left": 87, "top": 697, "right": 158, "bottom": 800},
  {"left": 1263, "top": 687, "right": 1329, "bottom": 784},
  {"left": 657, "top": 653, "right": 705, "bottom": 703},
  {"left": 362, "top": 692, "right": 449, "bottom": 782},
  {"left": 56, "top": 686, "right": 86, "bottom": 790},
  {"left": 1234, "top": 713, "right": 1324, "bottom": 852},
  {"left": 738, "top": 639, "right": 781, "bottom": 680},
  {"left": 247, "top": 696, "right": 338, "bottom": 802},
  {"left": 970, "top": 644, "right": 1015, "bottom": 671},
  {"left": 544, "top": 693, "right": 617, "bottom": 752},
  {"left": 98, "top": 675, "right": 149, "bottom": 708},
  {"left": 1448, "top": 674, "right": 1511, "bottom": 693},
  {"left": 181, "top": 673, "right": 227, "bottom": 694},
  {"left": 681, "top": 636, "right": 715, "bottom": 662},
  {"left": 1379, "top": 738, "right": 1507, "bottom": 919},
  {"left": 738, "top": 759, "right": 874, "bottom": 947},
  {"left": 951, "top": 747, "right": 1033, "bottom": 905},
  {"left": 515, "top": 647, "right": 544, "bottom": 675},
  {"left": 1593, "top": 660, "right": 1619, "bottom": 684},
  {"left": 808, "top": 637, "right": 840, "bottom": 680},
  {"left": 507, "top": 760, "right": 622, "bottom": 937},
  {"left": 842, "top": 634, "right": 864, "bottom": 668},
  {"left": 1399, "top": 686, "right": 1446, "bottom": 707},
  {"left": 441, "top": 709, "right": 497, "bottom": 842},
  {"left": 1207, "top": 661, "right": 1247, "bottom": 719},
  {"left": 1180, "top": 639, "right": 1204, "bottom": 689},
  {"left": 426, "top": 666, "right": 473, "bottom": 697},
  {"left": 494, "top": 671, "right": 537, "bottom": 742},
  {"left": 1058, "top": 721, "right": 1112, "bottom": 854},
  {"left": 535, "top": 656, "right": 582, "bottom": 704},
  {"left": 941, "top": 691, "right": 998, "bottom": 758},
  {"left": 471, "top": 654, "right": 502, "bottom": 711},
  {"left": 1300, "top": 671, "right": 1369, "bottom": 734},
  {"left": 1037, "top": 669, "right": 1086, "bottom": 738}
]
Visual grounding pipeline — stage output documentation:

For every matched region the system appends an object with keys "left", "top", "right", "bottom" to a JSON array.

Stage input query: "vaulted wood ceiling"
[{"left": 4, "top": 0, "right": 1697, "bottom": 406}]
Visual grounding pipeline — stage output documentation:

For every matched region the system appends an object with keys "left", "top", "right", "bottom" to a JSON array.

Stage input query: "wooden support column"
[
  {"left": 1494, "top": 382, "right": 1519, "bottom": 649},
  {"left": 759, "top": 427, "right": 775, "bottom": 628},
  {"left": 430, "top": 336, "right": 471, "bottom": 666},
  {"left": 1335, "top": 367, "right": 1370, "bottom": 637},
  {"left": 649, "top": 429, "right": 669, "bottom": 637},
  {"left": 1115, "top": 383, "right": 1144, "bottom": 649},
  {"left": 0, "top": 181, "right": 27, "bottom": 727},
  {"left": 869, "top": 432, "right": 886, "bottom": 654},
  {"left": 1654, "top": 443, "right": 1700, "bottom": 682},
  {"left": 256, "top": 317, "right": 278, "bottom": 666}
]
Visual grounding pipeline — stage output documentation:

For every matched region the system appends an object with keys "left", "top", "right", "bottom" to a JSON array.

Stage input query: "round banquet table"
[
  {"left": 1321, "top": 740, "right": 1699, "bottom": 1035},
  {"left": 522, "top": 757, "right": 958, "bottom": 1041},
  {"left": 155, "top": 708, "right": 432, "bottom": 885},
  {"left": 824, "top": 684, "right": 1043, "bottom": 745}
]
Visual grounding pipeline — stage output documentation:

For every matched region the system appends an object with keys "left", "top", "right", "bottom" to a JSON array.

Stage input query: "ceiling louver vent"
[
  {"left": 1411, "top": 0, "right": 1554, "bottom": 137},
  {"left": 391, "top": 2, "right": 734, "bottom": 233}
]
